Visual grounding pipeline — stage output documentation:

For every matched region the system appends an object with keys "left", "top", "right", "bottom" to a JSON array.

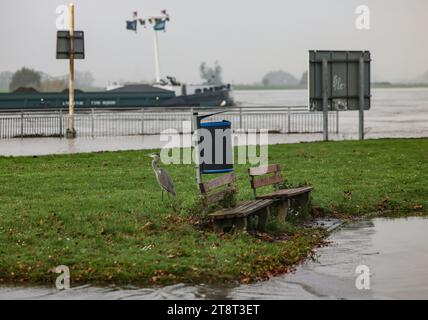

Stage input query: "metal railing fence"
[{"left": 0, "top": 106, "right": 339, "bottom": 139}]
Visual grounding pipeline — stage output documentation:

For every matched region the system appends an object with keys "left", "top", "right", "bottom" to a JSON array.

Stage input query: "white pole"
[{"left": 153, "top": 31, "right": 161, "bottom": 83}]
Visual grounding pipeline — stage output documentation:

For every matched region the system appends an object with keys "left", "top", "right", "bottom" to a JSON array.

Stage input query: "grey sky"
[{"left": 0, "top": 0, "right": 427, "bottom": 86}]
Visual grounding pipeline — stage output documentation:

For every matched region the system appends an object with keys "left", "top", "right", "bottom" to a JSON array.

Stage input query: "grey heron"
[{"left": 148, "top": 153, "right": 176, "bottom": 200}]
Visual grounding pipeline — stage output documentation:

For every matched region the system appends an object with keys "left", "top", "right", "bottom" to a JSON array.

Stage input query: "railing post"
[
  {"left": 20, "top": 110, "right": 24, "bottom": 139},
  {"left": 287, "top": 107, "right": 291, "bottom": 133},
  {"left": 141, "top": 108, "right": 145, "bottom": 135},
  {"left": 91, "top": 108, "right": 95, "bottom": 138},
  {"left": 59, "top": 109, "right": 63, "bottom": 137},
  {"left": 336, "top": 110, "right": 339, "bottom": 134},
  {"left": 239, "top": 107, "right": 243, "bottom": 130}
]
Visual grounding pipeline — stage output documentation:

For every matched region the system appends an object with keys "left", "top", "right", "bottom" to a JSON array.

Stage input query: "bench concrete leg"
[
  {"left": 293, "top": 192, "right": 311, "bottom": 215},
  {"left": 213, "top": 219, "right": 232, "bottom": 233},
  {"left": 213, "top": 217, "right": 248, "bottom": 233},
  {"left": 232, "top": 217, "right": 247, "bottom": 232},
  {"left": 277, "top": 199, "right": 289, "bottom": 222},
  {"left": 257, "top": 207, "right": 270, "bottom": 232}
]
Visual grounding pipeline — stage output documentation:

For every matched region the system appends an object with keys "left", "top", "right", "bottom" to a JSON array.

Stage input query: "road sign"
[
  {"left": 56, "top": 30, "right": 85, "bottom": 59},
  {"left": 309, "top": 50, "right": 371, "bottom": 141},
  {"left": 309, "top": 50, "right": 371, "bottom": 111}
]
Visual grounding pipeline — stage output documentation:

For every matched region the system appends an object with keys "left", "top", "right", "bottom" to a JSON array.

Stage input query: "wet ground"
[
  {"left": 1, "top": 88, "right": 427, "bottom": 299},
  {"left": 2, "top": 217, "right": 428, "bottom": 300}
]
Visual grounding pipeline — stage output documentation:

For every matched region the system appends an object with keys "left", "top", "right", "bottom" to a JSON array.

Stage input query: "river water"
[
  {"left": 2, "top": 217, "right": 428, "bottom": 300},
  {"left": 0, "top": 88, "right": 427, "bottom": 156}
]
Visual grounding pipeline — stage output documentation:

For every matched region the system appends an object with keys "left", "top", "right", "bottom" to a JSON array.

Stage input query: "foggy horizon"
[{"left": 1, "top": 0, "right": 427, "bottom": 86}]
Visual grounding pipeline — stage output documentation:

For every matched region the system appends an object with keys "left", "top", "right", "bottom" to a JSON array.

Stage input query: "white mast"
[
  {"left": 128, "top": 10, "right": 170, "bottom": 84},
  {"left": 153, "top": 31, "right": 161, "bottom": 83}
]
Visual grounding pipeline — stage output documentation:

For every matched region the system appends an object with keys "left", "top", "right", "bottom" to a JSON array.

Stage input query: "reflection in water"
[{"left": 1, "top": 217, "right": 428, "bottom": 300}]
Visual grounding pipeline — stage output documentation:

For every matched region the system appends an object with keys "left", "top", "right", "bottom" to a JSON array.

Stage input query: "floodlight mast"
[{"left": 136, "top": 11, "right": 170, "bottom": 83}]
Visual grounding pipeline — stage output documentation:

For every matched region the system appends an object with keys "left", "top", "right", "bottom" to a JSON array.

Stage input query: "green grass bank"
[{"left": 0, "top": 138, "right": 427, "bottom": 285}]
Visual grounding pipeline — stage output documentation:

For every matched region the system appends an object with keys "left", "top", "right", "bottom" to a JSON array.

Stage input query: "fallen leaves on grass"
[
  {"left": 139, "top": 222, "right": 153, "bottom": 232},
  {"left": 413, "top": 204, "right": 423, "bottom": 210}
]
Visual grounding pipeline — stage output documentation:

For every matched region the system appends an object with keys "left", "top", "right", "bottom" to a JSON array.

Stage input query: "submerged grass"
[{"left": 0, "top": 138, "right": 426, "bottom": 285}]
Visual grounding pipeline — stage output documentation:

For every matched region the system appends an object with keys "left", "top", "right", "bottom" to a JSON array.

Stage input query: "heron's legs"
[{"left": 162, "top": 190, "right": 164, "bottom": 201}]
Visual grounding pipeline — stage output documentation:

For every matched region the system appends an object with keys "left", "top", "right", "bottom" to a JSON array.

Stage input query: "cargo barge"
[{"left": 0, "top": 83, "right": 234, "bottom": 111}]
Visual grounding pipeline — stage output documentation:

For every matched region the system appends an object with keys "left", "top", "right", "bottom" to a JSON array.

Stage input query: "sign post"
[
  {"left": 359, "top": 56, "right": 365, "bottom": 140},
  {"left": 56, "top": 3, "right": 84, "bottom": 138},
  {"left": 322, "top": 58, "right": 329, "bottom": 141},
  {"left": 66, "top": 3, "right": 76, "bottom": 139}
]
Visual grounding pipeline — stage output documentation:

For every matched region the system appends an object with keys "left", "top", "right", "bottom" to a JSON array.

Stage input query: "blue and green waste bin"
[{"left": 197, "top": 119, "right": 233, "bottom": 174}]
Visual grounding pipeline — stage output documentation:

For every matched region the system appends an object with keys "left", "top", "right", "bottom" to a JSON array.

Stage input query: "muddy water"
[
  {"left": 1, "top": 88, "right": 428, "bottom": 157},
  {"left": 1, "top": 217, "right": 428, "bottom": 300}
]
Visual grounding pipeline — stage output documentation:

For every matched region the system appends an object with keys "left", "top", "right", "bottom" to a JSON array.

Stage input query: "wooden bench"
[
  {"left": 248, "top": 164, "right": 312, "bottom": 221},
  {"left": 199, "top": 172, "right": 274, "bottom": 233}
]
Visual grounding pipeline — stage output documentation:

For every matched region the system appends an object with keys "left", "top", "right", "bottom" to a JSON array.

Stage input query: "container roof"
[{"left": 109, "top": 84, "right": 173, "bottom": 94}]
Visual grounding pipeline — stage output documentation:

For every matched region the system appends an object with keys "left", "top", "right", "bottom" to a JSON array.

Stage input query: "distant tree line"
[
  {"left": 9, "top": 68, "right": 41, "bottom": 91},
  {"left": 261, "top": 70, "right": 307, "bottom": 88},
  {"left": 0, "top": 67, "right": 96, "bottom": 92}
]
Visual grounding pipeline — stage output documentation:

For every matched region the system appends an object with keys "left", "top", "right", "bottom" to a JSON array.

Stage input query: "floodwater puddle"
[{"left": 1, "top": 217, "right": 428, "bottom": 300}]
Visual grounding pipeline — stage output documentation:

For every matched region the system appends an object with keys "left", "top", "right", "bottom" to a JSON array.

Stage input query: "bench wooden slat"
[
  {"left": 209, "top": 199, "right": 273, "bottom": 219},
  {"left": 249, "top": 164, "right": 281, "bottom": 177},
  {"left": 234, "top": 199, "right": 273, "bottom": 215},
  {"left": 256, "top": 186, "right": 313, "bottom": 200},
  {"left": 242, "top": 199, "right": 273, "bottom": 215},
  {"left": 209, "top": 201, "right": 253, "bottom": 219},
  {"left": 209, "top": 201, "right": 248, "bottom": 218},
  {"left": 199, "top": 172, "right": 235, "bottom": 194},
  {"left": 251, "top": 173, "right": 283, "bottom": 189}
]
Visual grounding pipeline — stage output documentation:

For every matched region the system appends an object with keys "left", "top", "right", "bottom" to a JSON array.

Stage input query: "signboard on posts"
[{"left": 309, "top": 50, "right": 371, "bottom": 111}]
